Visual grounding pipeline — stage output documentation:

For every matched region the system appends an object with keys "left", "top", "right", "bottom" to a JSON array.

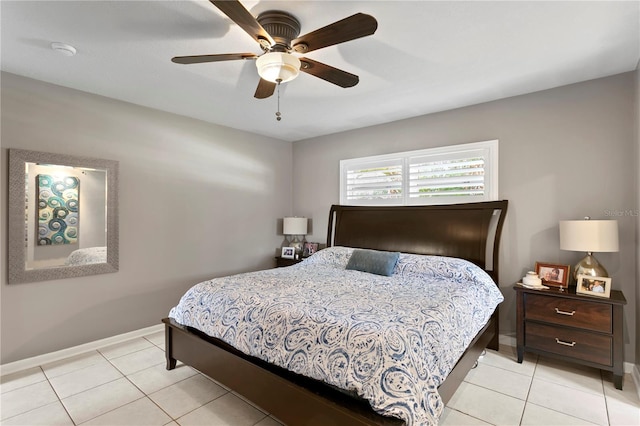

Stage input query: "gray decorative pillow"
[{"left": 346, "top": 249, "right": 400, "bottom": 276}]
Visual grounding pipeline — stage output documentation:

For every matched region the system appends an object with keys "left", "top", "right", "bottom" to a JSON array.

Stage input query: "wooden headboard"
[{"left": 327, "top": 200, "right": 508, "bottom": 283}]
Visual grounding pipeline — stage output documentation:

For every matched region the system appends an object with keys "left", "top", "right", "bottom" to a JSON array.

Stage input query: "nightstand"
[
  {"left": 514, "top": 285, "right": 626, "bottom": 389},
  {"left": 275, "top": 256, "right": 303, "bottom": 267}
]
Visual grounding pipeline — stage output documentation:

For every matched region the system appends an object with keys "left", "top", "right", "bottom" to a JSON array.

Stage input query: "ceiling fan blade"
[
  {"left": 172, "top": 53, "right": 257, "bottom": 64},
  {"left": 292, "top": 13, "right": 377, "bottom": 53},
  {"left": 299, "top": 58, "right": 359, "bottom": 88},
  {"left": 254, "top": 78, "right": 276, "bottom": 99},
  {"left": 209, "top": 0, "right": 275, "bottom": 48}
]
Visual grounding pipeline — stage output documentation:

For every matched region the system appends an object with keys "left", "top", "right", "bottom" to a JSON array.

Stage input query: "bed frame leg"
[
  {"left": 164, "top": 323, "right": 177, "bottom": 370},
  {"left": 167, "top": 356, "right": 177, "bottom": 370},
  {"left": 487, "top": 311, "right": 500, "bottom": 351}
]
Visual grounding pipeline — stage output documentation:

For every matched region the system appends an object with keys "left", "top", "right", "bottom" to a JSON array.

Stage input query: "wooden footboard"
[
  {"left": 163, "top": 317, "right": 403, "bottom": 426},
  {"left": 163, "top": 311, "right": 498, "bottom": 425}
]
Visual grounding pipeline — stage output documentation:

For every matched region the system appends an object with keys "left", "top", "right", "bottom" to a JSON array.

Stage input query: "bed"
[{"left": 163, "top": 200, "right": 508, "bottom": 425}]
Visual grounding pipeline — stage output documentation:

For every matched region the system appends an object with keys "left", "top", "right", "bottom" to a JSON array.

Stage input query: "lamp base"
[
  {"left": 290, "top": 235, "right": 306, "bottom": 259},
  {"left": 574, "top": 252, "right": 609, "bottom": 280},
  {"left": 281, "top": 236, "right": 291, "bottom": 249}
]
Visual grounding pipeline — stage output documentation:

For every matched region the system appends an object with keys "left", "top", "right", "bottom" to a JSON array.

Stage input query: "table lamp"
[
  {"left": 283, "top": 217, "right": 307, "bottom": 257},
  {"left": 559, "top": 217, "right": 619, "bottom": 279}
]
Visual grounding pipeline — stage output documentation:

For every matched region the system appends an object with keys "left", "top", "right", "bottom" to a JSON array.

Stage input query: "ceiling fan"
[{"left": 171, "top": 0, "right": 378, "bottom": 99}]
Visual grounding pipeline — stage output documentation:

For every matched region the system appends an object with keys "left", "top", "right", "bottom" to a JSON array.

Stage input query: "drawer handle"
[
  {"left": 555, "top": 338, "right": 576, "bottom": 347},
  {"left": 555, "top": 308, "right": 575, "bottom": 316}
]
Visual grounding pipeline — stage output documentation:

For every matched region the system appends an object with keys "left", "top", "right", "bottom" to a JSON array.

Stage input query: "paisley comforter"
[{"left": 169, "top": 246, "right": 504, "bottom": 425}]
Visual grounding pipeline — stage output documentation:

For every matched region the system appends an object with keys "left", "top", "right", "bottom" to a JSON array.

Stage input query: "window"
[{"left": 340, "top": 140, "right": 498, "bottom": 206}]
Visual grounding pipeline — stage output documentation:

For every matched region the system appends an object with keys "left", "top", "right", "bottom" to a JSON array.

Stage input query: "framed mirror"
[{"left": 8, "top": 149, "right": 119, "bottom": 283}]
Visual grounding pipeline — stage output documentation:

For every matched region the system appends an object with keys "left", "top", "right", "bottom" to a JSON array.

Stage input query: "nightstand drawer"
[
  {"left": 525, "top": 293, "right": 612, "bottom": 333},
  {"left": 526, "top": 322, "right": 612, "bottom": 366}
]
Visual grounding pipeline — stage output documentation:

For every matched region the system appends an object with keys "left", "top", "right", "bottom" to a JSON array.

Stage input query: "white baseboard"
[
  {"left": 0, "top": 324, "right": 164, "bottom": 377},
  {"left": 633, "top": 365, "right": 640, "bottom": 401}
]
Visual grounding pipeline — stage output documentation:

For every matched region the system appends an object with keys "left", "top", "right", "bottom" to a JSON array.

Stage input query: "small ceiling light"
[
  {"left": 50, "top": 42, "right": 77, "bottom": 57},
  {"left": 256, "top": 52, "right": 300, "bottom": 83}
]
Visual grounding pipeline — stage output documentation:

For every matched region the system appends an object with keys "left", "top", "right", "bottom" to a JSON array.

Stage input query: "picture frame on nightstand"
[
  {"left": 281, "top": 247, "right": 295, "bottom": 259},
  {"left": 576, "top": 274, "right": 611, "bottom": 298},
  {"left": 535, "top": 261, "right": 571, "bottom": 289},
  {"left": 302, "top": 242, "right": 319, "bottom": 257}
]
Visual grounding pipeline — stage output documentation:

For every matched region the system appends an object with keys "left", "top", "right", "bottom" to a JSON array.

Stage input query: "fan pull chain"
[{"left": 276, "top": 79, "right": 282, "bottom": 121}]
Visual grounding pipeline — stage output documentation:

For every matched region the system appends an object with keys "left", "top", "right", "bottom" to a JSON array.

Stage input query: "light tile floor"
[{"left": 1, "top": 332, "right": 638, "bottom": 425}]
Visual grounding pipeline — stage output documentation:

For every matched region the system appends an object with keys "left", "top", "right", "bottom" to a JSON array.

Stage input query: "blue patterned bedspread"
[{"left": 169, "top": 247, "right": 504, "bottom": 425}]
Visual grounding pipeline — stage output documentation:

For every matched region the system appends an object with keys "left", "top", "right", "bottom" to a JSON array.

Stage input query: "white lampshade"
[
  {"left": 559, "top": 220, "right": 619, "bottom": 253},
  {"left": 256, "top": 52, "right": 300, "bottom": 83},
  {"left": 283, "top": 217, "right": 307, "bottom": 235}
]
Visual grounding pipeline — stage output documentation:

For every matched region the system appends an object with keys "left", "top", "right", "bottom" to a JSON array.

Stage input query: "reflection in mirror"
[
  {"left": 26, "top": 163, "right": 106, "bottom": 269},
  {"left": 8, "top": 149, "right": 118, "bottom": 284}
]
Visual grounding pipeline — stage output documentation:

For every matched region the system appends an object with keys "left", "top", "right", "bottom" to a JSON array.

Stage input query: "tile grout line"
[
  {"left": 0, "top": 339, "right": 159, "bottom": 424},
  {"left": 461, "top": 361, "right": 533, "bottom": 403},
  {"left": 78, "top": 396, "right": 149, "bottom": 425},
  {"left": 57, "top": 336, "right": 173, "bottom": 424},
  {"left": 249, "top": 412, "right": 271, "bottom": 426},
  {"left": 1, "top": 365, "right": 79, "bottom": 425},
  {"left": 530, "top": 375, "right": 608, "bottom": 397},
  {"left": 110, "top": 336, "right": 236, "bottom": 424},
  {"left": 42, "top": 364, "right": 77, "bottom": 426},
  {"left": 141, "top": 334, "right": 270, "bottom": 424},
  {"left": 522, "top": 356, "right": 610, "bottom": 426},
  {"left": 137, "top": 335, "right": 201, "bottom": 423},
  {"left": 101, "top": 340, "right": 178, "bottom": 424},
  {"left": 449, "top": 405, "right": 496, "bottom": 425},
  {"left": 517, "top": 355, "right": 539, "bottom": 425},
  {"left": 117, "top": 336, "right": 201, "bottom": 423},
  {"left": 168, "top": 381, "right": 230, "bottom": 424},
  {"left": 600, "top": 370, "right": 612, "bottom": 426},
  {"left": 466, "top": 351, "right": 610, "bottom": 426},
  {"left": 56, "top": 349, "right": 125, "bottom": 425},
  {"left": 45, "top": 339, "right": 164, "bottom": 425}
]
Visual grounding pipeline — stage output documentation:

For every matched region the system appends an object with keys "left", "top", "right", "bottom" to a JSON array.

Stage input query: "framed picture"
[
  {"left": 576, "top": 275, "right": 611, "bottom": 298},
  {"left": 281, "top": 246, "right": 295, "bottom": 259},
  {"left": 535, "top": 262, "right": 571, "bottom": 288},
  {"left": 302, "top": 242, "right": 319, "bottom": 257}
]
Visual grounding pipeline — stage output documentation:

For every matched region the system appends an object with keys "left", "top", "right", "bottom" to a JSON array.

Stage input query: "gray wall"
[
  {"left": 636, "top": 66, "right": 640, "bottom": 367},
  {"left": 2, "top": 70, "right": 637, "bottom": 367},
  {"left": 1, "top": 72, "right": 293, "bottom": 364},
  {"left": 293, "top": 72, "right": 638, "bottom": 363}
]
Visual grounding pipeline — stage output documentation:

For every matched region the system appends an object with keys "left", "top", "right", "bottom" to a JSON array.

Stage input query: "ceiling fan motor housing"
[{"left": 257, "top": 11, "right": 301, "bottom": 51}]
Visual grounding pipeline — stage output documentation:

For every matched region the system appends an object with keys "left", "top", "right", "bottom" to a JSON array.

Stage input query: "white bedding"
[
  {"left": 64, "top": 246, "right": 106, "bottom": 266},
  {"left": 169, "top": 246, "right": 504, "bottom": 425}
]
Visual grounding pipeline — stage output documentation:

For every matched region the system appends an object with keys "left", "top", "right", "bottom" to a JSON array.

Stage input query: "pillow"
[
  {"left": 303, "top": 246, "right": 354, "bottom": 268},
  {"left": 345, "top": 249, "right": 400, "bottom": 276},
  {"left": 394, "top": 253, "right": 495, "bottom": 287}
]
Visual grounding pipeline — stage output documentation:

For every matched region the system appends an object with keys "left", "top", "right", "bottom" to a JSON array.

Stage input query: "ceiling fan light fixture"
[{"left": 256, "top": 52, "right": 300, "bottom": 83}]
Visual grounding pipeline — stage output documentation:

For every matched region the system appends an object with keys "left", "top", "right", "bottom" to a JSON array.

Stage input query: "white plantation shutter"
[
  {"left": 343, "top": 158, "right": 403, "bottom": 204},
  {"left": 340, "top": 140, "right": 498, "bottom": 206}
]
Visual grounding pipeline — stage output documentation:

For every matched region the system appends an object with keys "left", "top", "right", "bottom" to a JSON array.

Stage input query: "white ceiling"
[{"left": 2, "top": 1, "right": 639, "bottom": 142}]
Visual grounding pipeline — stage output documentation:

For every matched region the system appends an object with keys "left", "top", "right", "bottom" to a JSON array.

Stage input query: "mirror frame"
[{"left": 8, "top": 149, "right": 119, "bottom": 283}]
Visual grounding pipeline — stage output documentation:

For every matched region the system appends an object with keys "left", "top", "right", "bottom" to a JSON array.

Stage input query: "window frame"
[{"left": 339, "top": 140, "right": 498, "bottom": 206}]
